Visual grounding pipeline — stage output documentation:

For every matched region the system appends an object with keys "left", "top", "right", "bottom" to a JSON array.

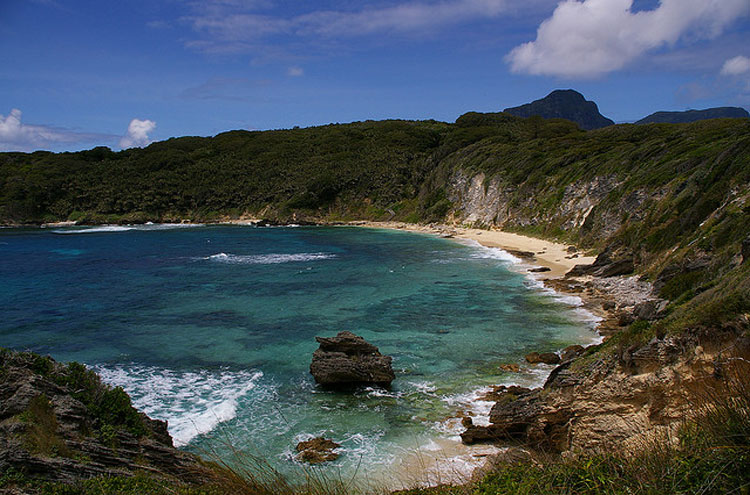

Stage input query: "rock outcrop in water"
[
  {"left": 295, "top": 437, "right": 341, "bottom": 464},
  {"left": 309, "top": 331, "right": 395, "bottom": 387},
  {"left": 0, "top": 349, "right": 213, "bottom": 487}
]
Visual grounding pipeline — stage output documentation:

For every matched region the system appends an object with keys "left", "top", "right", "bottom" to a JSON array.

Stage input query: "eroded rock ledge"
[
  {"left": 0, "top": 349, "right": 214, "bottom": 487},
  {"left": 461, "top": 323, "right": 750, "bottom": 453}
]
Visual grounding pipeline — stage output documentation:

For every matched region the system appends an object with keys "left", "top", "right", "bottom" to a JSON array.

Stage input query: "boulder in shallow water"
[
  {"left": 309, "top": 331, "right": 395, "bottom": 387},
  {"left": 525, "top": 352, "right": 561, "bottom": 365},
  {"left": 296, "top": 437, "right": 340, "bottom": 464},
  {"left": 499, "top": 363, "right": 520, "bottom": 373}
]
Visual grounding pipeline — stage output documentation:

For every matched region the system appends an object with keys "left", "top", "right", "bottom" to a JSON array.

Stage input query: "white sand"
[{"left": 353, "top": 222, "right": 596, "bottom": 278}]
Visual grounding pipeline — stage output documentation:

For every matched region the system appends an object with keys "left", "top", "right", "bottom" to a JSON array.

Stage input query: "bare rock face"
[
  {"left": 560, "top": 345, "right": 585, "bottom": 362},
  {"left": 309, "top": 331, "right": 395, "bottom": 387},
  {"left": 462, "top": 325, "right": 750, "bottom": 454},
  {"left": 567, "top": 246, "right": 634, "bottom": 278}
]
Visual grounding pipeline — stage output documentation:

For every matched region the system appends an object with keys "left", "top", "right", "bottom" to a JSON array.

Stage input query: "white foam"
[
  {"left": 53, "top": 225, "right": 135, "bottom": 234},
  {"left": 52, "top": 223, "right": 203, "bottom": 234},
  {"left": 406, "top": 381, "right": 438, "bottom": 396},
  {"left": 459, "top": 239, "right": 521, "bottom": 264},
  {"left": 202, "top": 252, "right": 336, "bottom": 265},
  {"left": 94, "top": 364, "right": 262, "bottom": 446}
]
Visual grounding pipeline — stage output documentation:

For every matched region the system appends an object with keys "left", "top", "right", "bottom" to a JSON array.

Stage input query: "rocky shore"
[{"left": 0, "top": 349, "right": 217, "bottom": 491}]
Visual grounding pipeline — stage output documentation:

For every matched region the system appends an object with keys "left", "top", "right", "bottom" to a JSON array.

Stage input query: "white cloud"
[
  {"left": 721, "top": 55, "right": 750, "bottom": 76},
  {"left": 294, "top": 0, "right": 509, "bottom": 36},
  {"left": 287, "top": 66, "right": 304, "bottom": 77},
  {"left": 506, "top": 0, "right": 750, "bottom": 78},
  {"left": 0, "top": 108, "right": 113, "bottom": 152},
  {"left": 119, "top": 119, "right": 156, "bottom": 149},
  {"left": 185, "top": 0, "right": 513, "bottom": 50}
]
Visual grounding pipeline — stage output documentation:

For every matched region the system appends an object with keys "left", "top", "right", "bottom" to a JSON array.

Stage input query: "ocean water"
[{"left": 0, "top": 224, "right": 598, "bottom": 484}]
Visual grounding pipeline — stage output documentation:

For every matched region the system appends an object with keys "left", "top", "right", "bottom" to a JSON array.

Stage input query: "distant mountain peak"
[
  {"left": 636, "top": 107, "right": 750, "bottom": 124},
  {"left": 504, "top": 89, "right": 614, "bottom": 130}
]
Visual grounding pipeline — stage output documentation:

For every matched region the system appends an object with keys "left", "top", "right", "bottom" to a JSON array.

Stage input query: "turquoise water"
[{"left": 0, "top": 224, "right": 597, "bottom": 481}]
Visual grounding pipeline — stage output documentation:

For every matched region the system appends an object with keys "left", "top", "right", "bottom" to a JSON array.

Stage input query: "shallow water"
[{"left": 0, "top": 224, "right": 598, "bottom": 482}]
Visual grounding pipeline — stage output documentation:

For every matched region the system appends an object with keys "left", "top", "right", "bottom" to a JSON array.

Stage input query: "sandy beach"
[{"left": 349, "top": 221, "right": 597, "bottom": 278}]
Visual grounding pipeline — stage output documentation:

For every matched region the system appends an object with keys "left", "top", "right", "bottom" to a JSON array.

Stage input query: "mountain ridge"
[
  {"left": 636, "top": 106, "right": 750, "bottom": 124},
  {"left": 503, "top": 89, "right": 615, "bottom": 130}
]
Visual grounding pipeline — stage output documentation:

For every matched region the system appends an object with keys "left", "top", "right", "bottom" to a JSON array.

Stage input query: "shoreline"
[
  {"left": 345, "top": 221, "right": 598, "bottom": 279},
  {"left": 7, "top": 219, "right": 627, "bottom": 488},
  {"left": 345, "top": 221, "right": 612, "bottom": 487}
]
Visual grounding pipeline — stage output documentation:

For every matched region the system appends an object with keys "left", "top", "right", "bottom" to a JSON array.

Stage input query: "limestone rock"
[
  {"left": 567, "top": 246, "right": 634, "bottom": 278},
  {"left": 309, "top": 331, "right": 395, "bottom": 387},
  {"left": 499, "top": 363, "right": 520, "bottom": 373},
  {"left": 529, "top": 266, "right": 551, "bottom": 273}
]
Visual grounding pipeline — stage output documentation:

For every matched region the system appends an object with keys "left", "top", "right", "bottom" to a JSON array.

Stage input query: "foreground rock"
[
  {"left": 0, "top": 349, "right": 215, "bottom": 487},
  {"left": 309, "top": 331, "right": 395, "bottom": 387},
  {"left": 295, "top": 437, "right": 340, "bottom": 464}
]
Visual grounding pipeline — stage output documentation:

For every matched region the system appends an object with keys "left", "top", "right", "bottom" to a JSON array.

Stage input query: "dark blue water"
[{"left": 0, "top": 224, "right": 598, "bottom": 482}]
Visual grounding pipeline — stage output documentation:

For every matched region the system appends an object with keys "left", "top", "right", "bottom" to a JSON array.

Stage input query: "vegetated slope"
[
  {"left": 431, "top": 115, "right": 750, "bottom": 341},
  {"left": 0, "top": 349, "right": 217, "bottom": 490},
  {"left": 636, "top": 106, "right": 750, "bottom": 124},
  {"left": 0, "top": 120, "right": 447, "bottom": 224}
]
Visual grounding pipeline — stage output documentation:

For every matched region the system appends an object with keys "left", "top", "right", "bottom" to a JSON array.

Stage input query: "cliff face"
[
  {"left": 447, "top": 171, "right": 622, "bottom": 232},
  {"left": 0, "top": 350, "right": 214, "bottom": 486},
  {"left": 463, "top": 319, "right": 750, "bottom": 454}
]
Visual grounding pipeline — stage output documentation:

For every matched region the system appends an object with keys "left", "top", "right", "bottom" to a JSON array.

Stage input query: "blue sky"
[{"left": 1, "top": 0, "right": 749, "bottom": 151}]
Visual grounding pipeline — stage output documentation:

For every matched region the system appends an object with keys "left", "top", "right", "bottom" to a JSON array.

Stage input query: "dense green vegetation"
[{"left": 0, "top": 120, "right": 448, "bottom": 224}]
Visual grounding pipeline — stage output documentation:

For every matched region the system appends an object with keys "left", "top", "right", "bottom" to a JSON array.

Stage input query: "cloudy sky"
[{"left": 1, "top": 0, "right": 749, "bottom": 151}]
